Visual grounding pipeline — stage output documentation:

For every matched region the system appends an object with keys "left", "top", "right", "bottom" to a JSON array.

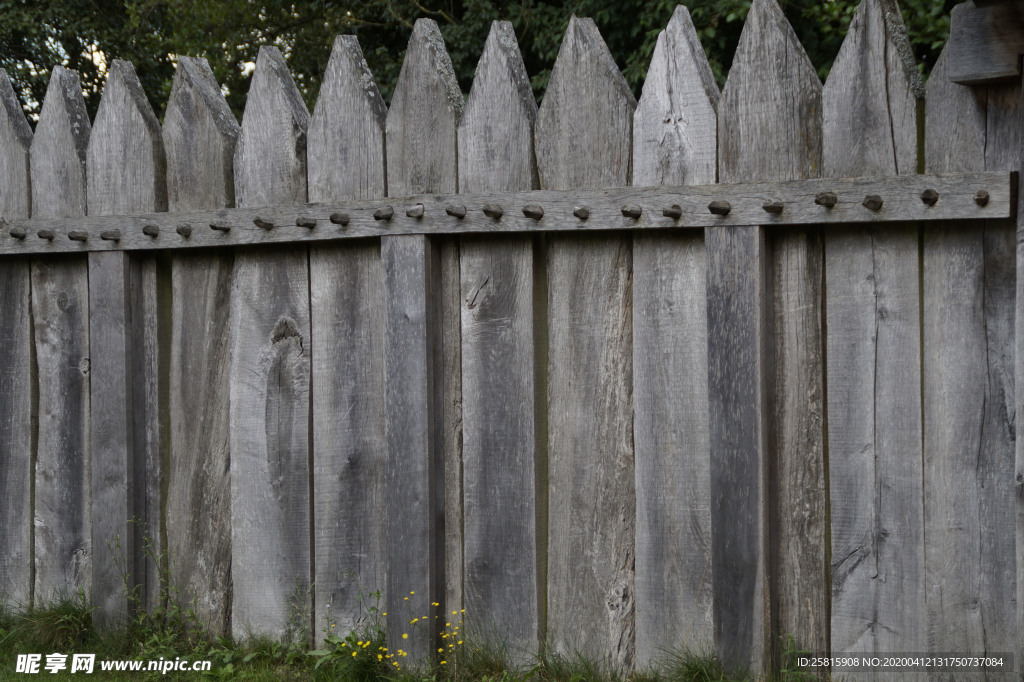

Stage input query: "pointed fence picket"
[{"left": 0, "top": 3, "right": 1021, "bottom": 678}]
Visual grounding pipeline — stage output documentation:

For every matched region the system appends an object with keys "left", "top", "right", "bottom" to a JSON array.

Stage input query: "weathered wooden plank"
[
  {"left": 535, "top": 15, "right": 636, "bottom": 671},
  {"left": 1016, "top": 77, "right": 1024, "bottom": 682},
  {"left": 383, "top": 17, "right": 463, "bottom": 660},
  {"left": 30, "top": 66, "right": 91, "bottom": 607},
  {"left": 86, "top": 58, "right": 166, "bottom": 625},
  {"left": 948, "top": 1, "right": 1024, "bottom": 85},
  {"left": 457, "top": 20, "right": 539, "bottom": 662},
  {"left": 717, "top": 0, "right": 825, "bottom": 668},
  {"left": 925, "top": 45, "right": 1018, "bottom": 677},
  {"left": 704, "top": 224, "right": 770, "bottom": 674},
  {"left": 230, "top": 45, "right": 312, "bottom": 641},
  {"left": 0, "top": 69, "right": 33, "bottom": 609},
  {"left": 163, "top": 55, "right": 238, "bottom": 637},
  {"left": 0, "top": 171, "right": 1008, "bottom": 255},
  {"left": 307, "top": 34, "right": 388, "bottom": 641},
  {"left": 631, "top": 5, "right": 716, "bottom": 665},
  {"left": 822, "top": 1, "right": 924, "bottom": 675}
]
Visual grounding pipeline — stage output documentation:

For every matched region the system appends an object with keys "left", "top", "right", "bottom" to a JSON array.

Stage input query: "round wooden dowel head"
[
  {"left": 296, "top": 216, "right": 317, "bottom": 228},
  {"left": 210, "top": 221, "right": 231, "bottom": 232},
  {"left": 762, "top": 200, "right": 784, "bottom": 214},
  {"left": 68, "top": 230, "right": 88, "bottom": 242},
  {"left": 406, "top": 204, "right": 425, "bottom": 219},
  {"left": 9, "top": 227, "right": 25, "bottom": 239},
  {"left": 100, "top": 230, "right": 121, "bottom": 242},
  {"left": 815, "top": 191, "right": 838, "bottom": 208},
  {"left": 482, "top": 204, "right": 503, "bottom": 219},
  {"left": 142, "top": 224, "right": 160, "bottom": 238},
  {"left": 329, "top": 212, "right": 350, "bottom": 227},
  {"left": 862, "top": 195, "right": 884, "bottom": 212},
  {"left": 573, "top": 206, "right": 590, "bottom": 220},
  {"left": 176, "top": 224, "right": 193, "bottom": 238},
  {"left": 446, "top": 204, "right": 467, "bottom": 219},
  {"left": 37, "top": 229, "right": 54, "bottom": 240},
  {"left": 374, "top": 206, "right": 394, "bottom": 221},
  {"left": 975, "top": 189, "right": 990, "bottom": 206},
  {"left": 708, "top": 200, "right": 731, "bottom": 216},
  {"left": 254, "top": 216, "right": 274, "bottom": 230},
  {"left": 662, "top": 205, "right": 682, "bottom": 220},
  {"left": 920, "top": 189, "right": 939, "bottom": 206},
  {"left": 621, "top": 205, "right": 642, "bottom": 219},
  {"left": 523, "top": 205, "right": 544, "bottom": 220}
]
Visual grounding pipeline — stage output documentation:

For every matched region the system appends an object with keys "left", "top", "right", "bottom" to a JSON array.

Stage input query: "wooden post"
[
  {"left": 30, "top": 66, "right": 92, "bottom": 609},
  {"left": 86, "top": 59, "right": 167, "bottom": 625},
  {"left": 631, "top": 5, "right": 717, "bottom": 665},
  {"left": 458, "top": 20, "right": 540, "bottom": 663},
  {"left": 307, "top": 35, "right": 388, "bottom": 641},
  {"left": 822, "top": 0, "right": 925, "bottom": 673},
  {"left": 230, "top": 45, "right": 312, "bottom": 641},
  {"left": 925, "top": 45, "right": 1019, "bottom": 668},
  {"left": 163, "top": 55, "right": 238, "bottom": 636},
  {"left": 535, "top": 15, "right": 636, "bottom": 671},
  {"left": 715, "top": 0, "right": 824, "bottom": 672},
  {"left": 0, "top": 68, "right": 33, "bottom": 608},
  {"left": 383, "top": 18, "right": 463, "bottom": 660}
]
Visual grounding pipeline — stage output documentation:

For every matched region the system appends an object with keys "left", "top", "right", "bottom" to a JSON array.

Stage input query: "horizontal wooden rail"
[{"left": 0, "top": 171, "right": 1011, "bottom": 255}]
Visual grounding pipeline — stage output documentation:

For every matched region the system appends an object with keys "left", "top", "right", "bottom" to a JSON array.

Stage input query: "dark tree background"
[{"left": 0, "top": 0, "right": 956, "bottom": 122}]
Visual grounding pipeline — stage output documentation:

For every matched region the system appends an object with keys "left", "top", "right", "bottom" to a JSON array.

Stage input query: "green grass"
[{"left": 0, "top": 595, "right": 825, "bottom": 681}]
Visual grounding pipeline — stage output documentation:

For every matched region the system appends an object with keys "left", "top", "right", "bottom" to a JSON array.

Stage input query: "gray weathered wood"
[
  {"left": 1016, "top": 75, "right": 1024, "bottom": 682},
  {"left": 86, "top": 58, "right": 167, "bottom": 624},
  {"left": 0, "top": 171, "right": 1008, "bottom": 256},
  {"left": 457, "top": 20, "right": 539, "bottom": 662},
  {"left": 718, "top": 0, "right": 825, "bottom": 667},
  {"left": 307, "top": 34, "right": 388, "bottom": 641},
  {"left": 384, "top": 17, "right": 463, "bottom": 659},
  {"left": 163, "top": 55, "right": 238, "bottom": 637},
  {"left": 535, "top": 15, "right": 636, "bottom": 671},
  {"left": 30, "top": 66, "right": 91, "bottom": 607},
  {"left": 822, "top": 0, "right": 924, "bottom": 674},
  {"left": 925, "top": 45, "right": 1018, "bottom": 677},
  {"left": 704, "top": 224, "right": 770, "bottom": 675},
  {"left": 0, "top": 69, "right": 32, "bottom": 609},
  {"left": 948, "top": 1, "right": 1024, "bottom": 85},
  {"left": 230, "top": 45, "right": 312, "bottom": 641},
  {"left": 631, "top": 4, "right": 716, "bottom": 665}
]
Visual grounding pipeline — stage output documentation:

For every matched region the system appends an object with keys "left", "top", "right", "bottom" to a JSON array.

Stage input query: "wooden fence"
[{"left": 0, "top": 0, "right": 1020, "bottom": 677}]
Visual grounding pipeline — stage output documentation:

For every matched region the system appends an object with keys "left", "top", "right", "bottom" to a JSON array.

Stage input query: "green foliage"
[{"left": 0, "top": 0, "right": 955, "bottom": 123}]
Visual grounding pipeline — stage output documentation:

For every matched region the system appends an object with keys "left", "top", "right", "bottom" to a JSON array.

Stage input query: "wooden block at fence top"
[
  {"left": 948, "top": 1, "right": 1024, "bottom": 84},
  {"left": 705, "top": 225, "right": 770, "bottom": 675},
  {"left": 31, "top": 66, "right": 90, "bottom": 219},
  {"left": 0, "top": 172, "right": 1011, "bottom": 255}
]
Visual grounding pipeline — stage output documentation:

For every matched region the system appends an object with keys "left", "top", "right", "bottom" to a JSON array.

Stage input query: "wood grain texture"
[
  {"left": 163, "top": 55, "right": 238, "bottom": 636},
  {"left": 86, "top": 58, "right": 167, "bottom": 623},
  {"left": 705, "top": 225, "right": 770, "bottom": 675},
  {"left": 307, "top": 33, "right": 388, "bottom": 641},
  {"left": 383, "top": 18, "right": 463, "bottom": 659},
  {"left": 947, "top": 1, "right": 1024, "bottom": 85},
  {"left": 30, "top": 66, "right": 91, "bottom": 607},
  {"left": 631, "top": 4, "right": 716, "bottom": 666},
  {"left": 924, "top": 46, "right": 1018, "bottom": 677},
  {"left": 230, "top": 45, "right": 312, "bottom": 641},
  {"left": 535, "top": 15, "right": 636, "bottom": 671},
  {"left": 1015, "top": 76, "right": 1024, "bottom": 682},
  {"left": 0, "top": 69, "right": 32, "bottom": 608},
  {"left": 718, "top": 0, "right": 825, "bottom": 664},
  {"left": 457, "top": 20, "right": 539, "bottom": 662},
  {"left": 822, "top": 0, "right": 924, "bottom": 674}
]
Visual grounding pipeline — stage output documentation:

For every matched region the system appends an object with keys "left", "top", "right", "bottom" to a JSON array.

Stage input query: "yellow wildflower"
[{"left": 402, "top": 633, "right": 408, "bottom": 639}]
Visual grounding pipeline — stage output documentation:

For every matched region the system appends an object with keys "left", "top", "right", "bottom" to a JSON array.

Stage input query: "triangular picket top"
[
  {"left": 163, "top": 56, "right": 240, "bottom": 211},
  {"left": 0, "top": 5, "right": 1021, "bottom": 679},
  {"left": 308, "top": 35, "right": 386, "bottom": 203},
  {"left": 235, "top": 45, "right": 310, "bottom": 207},
  {"left": 31, "top": 66, "right": 90, "bottom": 218},
  {"left": 633, "top": 5, "right": 718, "bottom": 187},
  {"left": 386, "top": 18, "right": 463, "bottom": 196}
]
